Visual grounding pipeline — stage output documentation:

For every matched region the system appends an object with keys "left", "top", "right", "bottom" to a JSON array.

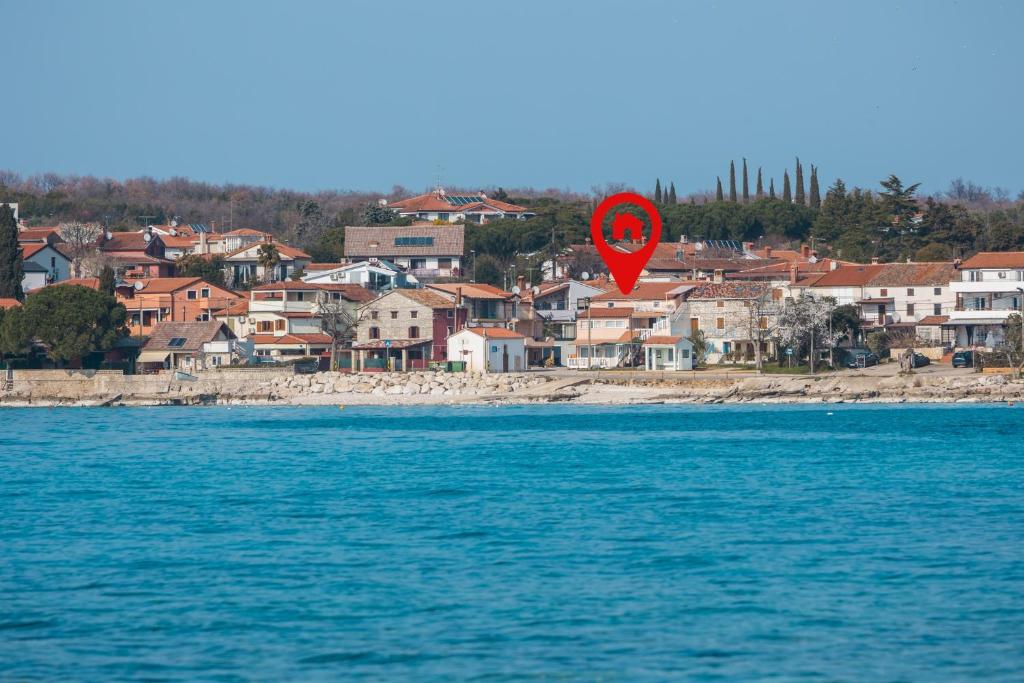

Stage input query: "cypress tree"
[
  {"left": 99, "top": 265, "right": 116, "bottom": 295},
  {"left": 716, "top": 177, "right": 724, "bottom": 202},
  {"left": 728, "top": 161, "right": 737, "bottom": 202},
  {"left": 769, "top": 178, "right": 776, "bottom": 199},
  {"left": 742, "top": 158, "right": 749, "bottom": 203},
  {"left": 0, "top": 204, "right": 24, "bottom": 301},
  {"left": 794, "top": 157, "right": 805, "bottom": 205},
  {"left": 654, "top": 178, "right": 663, "bottom": 203},
  {"left": 782, "top": 171, "right": 792, "bottom": 203},
  {"left": 668, "top": 182, "right": 677, "bottom": 205},
  {"left": 809, "top": 165, "right": 821, "bottom": 209},
  {"left": 756, "top": 167, "right": 764, "bottom": 199}
]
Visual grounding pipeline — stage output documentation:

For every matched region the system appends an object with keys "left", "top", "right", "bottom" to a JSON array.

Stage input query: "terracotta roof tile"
[
  {"left": 0, "top": 298, "right": 21, "bottom": 309},
  {"left": 960, "top": 252, "right": 1024, "bottom": 269},
  {"left": 460, "top": 327, "right": 525, "bottom": 339},
  {"left": 143, "top": 321, "right": 232, "bottom": 352},
  {"left": 344, "top": 225, "right": 464, "bottom": 258},
  {"left": 643, "top": 335, "right": 683, "bottom": 345}
]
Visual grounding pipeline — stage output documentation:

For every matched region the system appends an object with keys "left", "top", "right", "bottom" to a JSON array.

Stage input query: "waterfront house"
[
  {"left": 447, "top": 327, "right": 527, "bottom": 372},
  {"left": 116, "top": 277, "right": 243, "bottom": 337},
  {"left": 680, "top": 281, "right": 775, "bottom": 364},
  {"left": 352, "top": 289, "right": 466, "bottom": 370},
  {"left": 137, "top": 321, "right": 250, "bottom": 372},
  {"left": 642, "top": 335, "right": 694, "bottom": 371},
  {"left": 343, "top": 224, "right": 464, "bottom": 282},
  {"left": 517, "top": 279, "right": 607, "bottom": 366},
  {"left": 947, "top": 252, "right": 1024, "bottom": 349},
  {"left": 245, "top": 281, "right": 374, "bottom": 361},
  {"left": 426, "top": 283, "right": 514, "bottom": 326}
]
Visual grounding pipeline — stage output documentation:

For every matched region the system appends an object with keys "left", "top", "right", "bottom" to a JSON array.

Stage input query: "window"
[
  {"left": 667, "top": 348, "right": 674, "bottom": 362},
  {"left": 934, "top": 287, "right": 941, "bottom": 295},
  {"left": 201, "top": 288, "right": 210, "bottom": 298},
  {"left": 438, "top": 213, "right": 449, "bottom": 221},
  {"left": 716, "top": 317, "right": 724, "bottom": 329},
  {"left": 906, "top": 303, "right": 915, "bottom": 316},
  {"left": 408, "top": 326, "right": 420, "bottom": 338},
  {"left": 438, "top": 258, "right": 452, "bottom": 269},
  {"left": 275, "top": 319, "right": 285, "bottom": 331},
  {"left": 880, "top": 288, "right": 887, "bottom": 296},
  {"left": 447, "top": 310, "right": 454, "bottom": 318},
  {"left": 716, "top": 300, "right": 724, "bottom": 308},
  {"left": 759, "top": 316, "right": 768, "bottom": 329},
  {"left": 369, "top": 326, "right": 380, "bottom": 339},
  {"left": 187, "top": 290, "right": 197, "bottom": 300},
  {"left": 410, "top": 310, "right": 417, "bottom": 319},
  {"left": 933, "top": 303, "right": 942, "bottom": 315},
  {"left": 682, "top": 349, "right": 690, "bottom": 359},
  {"left": 371, "top": 310, "right": 379, "bottom": 320},
  {"left": 167, "top": 337, "right": 187, "bottom": 348},
  {"left": 256, "top": 321, "right": 272, "bottom": 332},
  {"left": 907, "top": 288, "right": 915, "bottom": 296},
  {"left": 390, "top": 311, "right": 398, "bottom": 319},
  {"left": 447, "top": 326, "right": 454, "bottom": 335},
  {"left": 969, "top": 271, "right": 981, "bottom": 282}
]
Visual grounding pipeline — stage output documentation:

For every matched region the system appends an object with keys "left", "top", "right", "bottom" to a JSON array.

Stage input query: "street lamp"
[{"left": 1016, "top": 287, "right": 1024, "bottom": 361}]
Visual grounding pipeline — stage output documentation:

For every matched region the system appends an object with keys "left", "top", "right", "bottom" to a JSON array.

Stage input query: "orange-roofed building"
[
  {"left": 222, "top": 239, "right": 311, "bottom": 286},
  {"left": 949, "top": 252, "right": 1024, "bottom": 349},
  {"left": 385, "top": 188, "right": 533, "bottom": 224},
  {"left": 447, "top": 326, "right": 526, "bottom": 372},
  {"left": 115, "top": 277, "right": 243, "bottom": 336},
  {"left": 0, "top": 298, "right": 21, "bottom": 310}
]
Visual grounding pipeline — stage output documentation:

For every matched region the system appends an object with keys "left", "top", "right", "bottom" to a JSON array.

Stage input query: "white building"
[
  {"left": 447, "top": 327, "right": 526, "bottom": 372},
  {"left": 948, "top": 252, "right": 1024, "bottom": 349},
  {"left": 343, "top": 225, "right": 463, "bottom": 281},
  {"left": 642, "top": 335, "right": 694, "bottom": 371},
  {"left": 302, "top": 259, "right": 416, "bottom": 291}
]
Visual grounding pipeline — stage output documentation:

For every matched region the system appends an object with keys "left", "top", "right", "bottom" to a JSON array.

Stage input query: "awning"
[{"left": 137, "top": 350, "right": 170, "bottom": 363}]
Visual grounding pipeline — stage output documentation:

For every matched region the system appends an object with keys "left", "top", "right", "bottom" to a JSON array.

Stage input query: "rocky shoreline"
[{"left": 2, "top": 368, "right": 1023, "bottom": 407}]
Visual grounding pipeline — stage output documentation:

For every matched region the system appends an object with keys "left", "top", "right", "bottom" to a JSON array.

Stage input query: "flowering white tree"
[{"left": 775, "top": 295, "right": 843, "bottom": 373}]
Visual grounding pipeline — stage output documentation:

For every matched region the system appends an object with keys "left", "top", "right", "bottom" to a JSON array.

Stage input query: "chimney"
[
  {"left": 871, "top": 256, "right": 880, "bottom": 265},
  {"left": 765, "top": 246, "right": 773, "bottom": 258},
  {"left": 789, "top": 263, "right": 799, "bottom": 284},
  {"left": 800, "top": 244, "right": 810, "bottom": 258},
  {"left": 680, "top": 234, "right": 688, "bottom": 244},
  {"left": 829, "top": 259, "right": 839, "bottom": 271},
  {"left": 953, "top": 258, "right": 962, "bottom": 269},
  {"left": 742, "top": 241, "right": 753, "bottom": 253},
  {"left": 199, "top": 232, "right": 208, "bottom": 255},
  {"left": 713, "top": 269, "right": 724, "bottom": 284},
  {"left": 455, "top": 286, "right": 462, "bottom": 307}
]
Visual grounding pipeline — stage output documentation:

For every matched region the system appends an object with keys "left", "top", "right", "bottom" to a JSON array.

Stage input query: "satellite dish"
[
  {"left": 143, "top": 232, "right": 152, "bottom": 243},
  {"left": 511, "top": 285, "right": 521, "bottom": 295},
  {"left": 581, "top": 271, "right": 590, "bottom": 280},
  {"left": 133, "top": 281, "right": 145, "bottom": 291},
  {"left": 531, "top": 286, "right": 540, "bottom": 296}
]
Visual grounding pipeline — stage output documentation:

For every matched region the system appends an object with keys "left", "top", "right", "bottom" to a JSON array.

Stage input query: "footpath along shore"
[{"left": 2, "top": 367, "right": 1024, "bottom": 407}]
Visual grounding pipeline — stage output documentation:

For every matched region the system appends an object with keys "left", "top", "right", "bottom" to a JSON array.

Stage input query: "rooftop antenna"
[{"left": 434, "top": 165, "right": 445, "bottom": 196}]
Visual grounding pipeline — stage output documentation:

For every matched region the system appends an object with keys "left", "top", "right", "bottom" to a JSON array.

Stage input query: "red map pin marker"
[{"left": 590, "top": 192, "right": 662, "bottom": 295}]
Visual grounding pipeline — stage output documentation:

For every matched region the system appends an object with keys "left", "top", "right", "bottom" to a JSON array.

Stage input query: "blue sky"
[{"left": 4, "top": 0, "right": 1021, "bottom": 196}]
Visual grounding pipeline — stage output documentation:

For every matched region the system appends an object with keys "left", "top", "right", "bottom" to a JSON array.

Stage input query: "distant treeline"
[{"left": 2, "top": 169, "right": 1023, "bottom": 272}]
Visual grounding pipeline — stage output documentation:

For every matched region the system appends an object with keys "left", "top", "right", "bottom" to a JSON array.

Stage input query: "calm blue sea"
[{"left": 2, "top": 404, "right": 1023, "bottom": 681}]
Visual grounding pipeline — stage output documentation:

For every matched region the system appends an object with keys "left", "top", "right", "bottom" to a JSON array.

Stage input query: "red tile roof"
[
  {"left": 47, "top": 277, "right": 101, "bottom": 290},
  {"left": 916, "top": 315, "right": 949, "bottom": 325},
  {"left": 959, "top": 252, "right": 1024, "bottom": 269},
  {"left": 0, "top": 298, "right": 21, "bottom": 309},
  {"left": 428, "top": 283, "right": 511, "bottom": 300},
  {"left": 249, "top": 333, "right": 332, "bottom": 345},
  {"left": 643, "top": 335, "right": 684, "bottom": 345},
  {"left": 801, "top": 264, "right": 886, "bottom": 287},
  {"left": 460, "top": 326, "right": 525, "bottom": 339},
  {"left": 593, "top": 281, "right": 695, "bottom": 301},
  {"left": 388, "top": 192, "right": 528, "bottom": 214},
  {"left": 370, "top": 288, "right": 456, "bottom": 310},
  {"left": 685, "top": 282, "right": 770, "bottom": 300},
  {"left": 583, "top": 306, "right": 635, "bottom": 318}
]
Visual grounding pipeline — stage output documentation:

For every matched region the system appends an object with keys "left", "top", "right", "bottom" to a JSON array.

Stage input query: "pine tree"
[
  {"left": 756, "top": 167, "right": 764, "bottom": 199},
  {"left": 728, "top": 161, "right": 737, "bottom": 202},
  {"left": 654, "top": 178, "right": 663, "bottom": 203},
  {"left": 783, "top": 171, "right": 792, "bottom": 203},
  {"left": 742, "top": 158, "right": 749, "bottom": 203},
  {"left": 716, "top": 177, "right": 724, "bottom": 202},
  {"left": 809, "top": 165, "right": 821, "bottom": 209},
  {"left": 668, "top": 182, "right": 677, "bottom": 205},
  {"left": 769, "top": 178, "right": 776, "bottom": 199},
  {"left": 0, "top": 204, "right": 23, "bottom": 301},
  {"left": 794, "top": 157, "right": 805, "bottom": 205}
]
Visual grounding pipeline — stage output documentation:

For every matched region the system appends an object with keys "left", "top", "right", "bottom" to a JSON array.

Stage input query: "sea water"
[{"left": 1, "top": 404, "right": 1023, "bottom": 681}]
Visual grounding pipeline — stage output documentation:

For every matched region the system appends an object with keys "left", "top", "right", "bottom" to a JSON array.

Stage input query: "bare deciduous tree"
[
  {"left": 318, "top": 294, "right": 365, "bottom": 371},
  {"left": 58, "top": 221, "right": 103, "bottom": 277},
  {"left": 746, "top": 290, "right": 782, "bottom": 374}
]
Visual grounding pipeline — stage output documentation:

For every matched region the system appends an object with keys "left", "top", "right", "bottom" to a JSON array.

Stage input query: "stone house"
[{"left": 352, "top": 289, "right": 467, "bottom": 370}]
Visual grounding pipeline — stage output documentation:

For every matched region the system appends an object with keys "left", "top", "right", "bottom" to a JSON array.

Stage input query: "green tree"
[
  {"left": 879, "top": 174, "right": 920, "bottom": 227},
  {"left": 716, "top": 177, "right": 724, "bottom": 202},
  {"left": 176, "top": 254, "right": 227, "bottom": 287},
  {"left": 728, "top": 160, "right": 737, "bottom": 202},
  {"left": 689, "top": 328, "right": 707, "bottom": 366},
  {"left": 865, "top": 330, "right": 890, "bottom": 358},
  {"left": 0, "top": 204, "right": 23, "bottom": 300},
  {"left": 830, "top": 303, "right": 861, "bottom": 344},
  {"left": 915, "top": 242, "right": 951, "bottom": 261},
  {"left": 794, "top": 158, "right": 805, "bottom": 205},
  {"left": 667, "top": 182, "right": 677, "bottom": 205},
  {"left": 0, "top": 306, "right": 32, "bottom": 358},
  {"left": 473, "top": 254, "right": 503, "bottom": 287},
  {"left": 755, "top": 167, "right": 764, "bottom": 199},
  {"left": 742, "top": 158, "right": 750, "bottom": 203},
  {"left": 654, "top": 178, "right": 663, "bottom": 203},
  {"left": 361, "top": 203, "right": 399, "bottom": 225},
  {"left": 307, "top": 226, "right": 346, "bottom": 263},
  {"left": 782, "top": 171, "right": 792, "bottom": 203},
  {"left": 20, "top": 285, "right": 127, "bottom": 365},
  {"left": 98, "top": 265, "right": 116, "bottom": 294},
  {"left": 809, "top": 165, "right": 820, "bottom": 209},
  {"left": 769, "top": 177, "right": 776, "bottom": 199}
]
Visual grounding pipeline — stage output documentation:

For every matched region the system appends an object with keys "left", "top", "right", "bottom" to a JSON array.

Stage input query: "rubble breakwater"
[{"left": 1, "top": 368, "right": 1022, "bottom": 407}]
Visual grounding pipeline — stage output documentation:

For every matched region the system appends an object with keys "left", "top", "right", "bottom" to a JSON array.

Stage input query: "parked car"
[
  {"left": 846, "top": 350, "right": 879, "bottom": 368},
  {"left": 951, "top": 350, "right": 973, "bottom": 368},
  {"left": 911, "top": 352, "right": 931, "bottom": 368}
]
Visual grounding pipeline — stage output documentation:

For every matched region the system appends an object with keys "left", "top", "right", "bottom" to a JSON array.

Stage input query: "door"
[{"left": 877, "top": 304, "right": 885, "bottom": 324}]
